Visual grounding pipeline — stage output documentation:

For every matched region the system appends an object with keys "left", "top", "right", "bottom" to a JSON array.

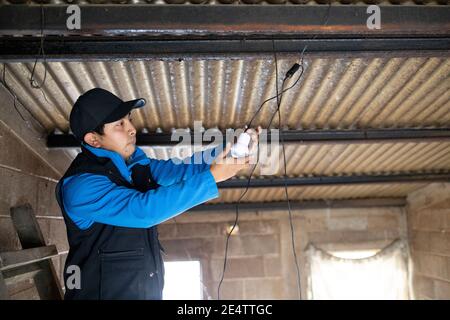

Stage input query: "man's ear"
[{"left": 84, "top": 132, "right": 102, "bottom": 148}]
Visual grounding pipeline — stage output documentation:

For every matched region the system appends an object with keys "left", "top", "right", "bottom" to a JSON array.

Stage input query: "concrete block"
[
  {"left": 226, "top": 235, "right": 280, "bottom": 257},
  {"left": 444, "top": 209, "right": 450, "bottom": 230},
  {"left": 157, "top": 222, "right": 177, "bottom": 239},
  {"left": 211, "top": 233, "right": 281, "bottom": 259},
  {"left": 205, "top": 280, "right": 244, "bottom": 300},
  {"left": 326, "top": 216, "right": 368, "bottom": 231},
  {"left": 174, "top": 222, "right": 220, "bottom": 238},
  {"left": 36, "top": 218, "right": 69, "bottom": 253},
  {"left": 0, "top": 124, "right": 59, "bottom": 180},
  {"left": 263, "top": 256, "right": 282, "bottom": 277},
  {"left": 433, "top": 279, "right": 450, "bottom": 299},
  {"left": 8, "top": 278, "right": 39, "bottom": 300},
  {"left": 209, "top": 257, "right": 264, "bottom": 281},
  {"left": 428, "top": 232, "right": 450, "bottom": 256},
  {"left": 308, "top": 230, "right": 399, "bottom": 245},
  {"left": 0, "top": 86, "right": 70, "bottom": 176},
  {"left": 0, "top": 169, "right": 39, "bottom": 216},
  {"left": 407, "top": 209, "right": 420, "bottom": 231},
  {"left": 233, "top": 220, "right": 279, "bottom": 235},
  {"left": 412, "top": 210, "right": 447, "bottom": 232},
  {"left": 428, "top": 198, "right": 450, "bottom": 211},
  {"left": 412, "top": 275, "right": 435, "bottom": 299},
  {"left": 304, "top": 216, "right": 328, "bottom": 232},
  {"left": 36, "top": 180, "right": 61, "bottom": 218},
  {"left": 407, "top": 183, "right": 450, "bottom": 211},
  {"left": 244, "top": 278, "right": 284, "bottom": 299},
  {"left": 0, "top": 217, "right": 21, "bottom": 251},
  {"left": 368, "top": 214, "right": 399, "bottom": 230},
  {"left": 160, "top": 238, "right": 215, "bottom": 260},
  {"left": 416, "top": 252, "right": 447, "bottom": 280},
  {"left": 410, "top": 231, "right": 431, "bottom": 252},
  {"left": 447, "top": 256, "right": 450, "bottom": 280}
]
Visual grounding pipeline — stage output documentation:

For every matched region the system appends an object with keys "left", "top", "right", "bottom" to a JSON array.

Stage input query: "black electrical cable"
[
  {"left": 30, "top": 2, "right": 46, "bottom": 89},
  {"left": 269, "top": 40, "right": 304, "bottom": 300},
  {"left": 220, "top": 0, "right": 333, "bottom": 300},
  {"left": 1, "top": 63, "right": 46, "bottom": 135},
  {"left": 2, "top": 64, "right": 26, "bottom": 122},
  {"left": 278, "top": 98, "right": 303, "bottom": 299},
  {"left": 0, "top": 3, "right": 49, "bottom": 127},
  {"left": 29, "top": 2, "right": 51, "bottom": 105},
  {"left": 217, "top": 142, "right": 260, "bottom": 300},
  {"left": 217, "top": 43, "right": 306, "bottom": 301},
  {"left": 246, "top": 48, "right": 306, "bottom": 132},
  {"left": 272, "top": 1, "right": 331, "bottom": 299}
]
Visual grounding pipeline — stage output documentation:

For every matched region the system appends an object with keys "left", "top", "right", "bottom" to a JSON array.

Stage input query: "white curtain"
[{"left": 306, "top": 240, "right": 410, "bottom": 300}]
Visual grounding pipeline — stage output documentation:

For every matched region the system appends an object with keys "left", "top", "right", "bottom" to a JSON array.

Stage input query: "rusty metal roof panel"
[
  {"left": 278, "top": 141, "right": 450, "bottom": 177},
  {"left": 141, "top": 140, "right": 450, "bottom": 177},
  {"left": 2, "top": 54, "right": 450, "bottom": 201},
  {"left": 2, "top": 56, "right": 450, "bottom": 133}
]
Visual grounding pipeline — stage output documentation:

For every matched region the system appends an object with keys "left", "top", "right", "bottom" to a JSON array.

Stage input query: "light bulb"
[{"left": 230, "top": 132, "right": 251, "bottom": 158}]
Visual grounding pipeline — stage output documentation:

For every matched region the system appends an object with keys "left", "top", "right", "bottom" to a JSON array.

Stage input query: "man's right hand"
[{"left": 210, "top": 143, "right": 251, "bottom": 183}]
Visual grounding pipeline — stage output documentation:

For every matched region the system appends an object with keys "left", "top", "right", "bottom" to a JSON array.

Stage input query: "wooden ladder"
[{"left": 0, "top": 204, "right": 63, "bottom": 300}]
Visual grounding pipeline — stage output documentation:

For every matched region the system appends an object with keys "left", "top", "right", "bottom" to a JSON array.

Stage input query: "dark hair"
[{"left": 92, "top": 123, "right": 105, "bottom": 135}]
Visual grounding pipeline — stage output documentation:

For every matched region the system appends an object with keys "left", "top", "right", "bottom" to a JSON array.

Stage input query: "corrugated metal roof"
[
  {"left": 2, "top": 56, "right": 449, "bottom": 133},
  {"left": 139, "top": 141, "right": 450, "bottom": 177},
  {"left": 277, "top": 142, "right": 450, "bottom": 177},
  {"left": 52, "top": 146, "right": 435, "bottom": 202},
  {"left": 1, "top": 54, "right": 449, "bottom": 202}
]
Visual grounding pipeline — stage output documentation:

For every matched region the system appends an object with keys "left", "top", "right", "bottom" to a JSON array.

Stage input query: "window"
[
  {"left": 163, "top": 260, "right": 203, "bottom": 300},
  {"left": 306, "top": 240, "right": 410, "bottom": 300}
]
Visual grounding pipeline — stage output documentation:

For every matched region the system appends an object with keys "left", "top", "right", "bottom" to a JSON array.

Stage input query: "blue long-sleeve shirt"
[{"left": 62, "top": 143, "right": 220, "bottom": 230}]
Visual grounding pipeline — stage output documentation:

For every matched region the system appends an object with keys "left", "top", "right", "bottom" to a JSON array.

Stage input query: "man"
[{"left": 55, "top": 88, "right": 258, "bottom": 300}]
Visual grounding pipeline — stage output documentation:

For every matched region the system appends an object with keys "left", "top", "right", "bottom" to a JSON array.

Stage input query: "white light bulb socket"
[{"left": 230, "top": 132, "right": 251, "bottom": 158}]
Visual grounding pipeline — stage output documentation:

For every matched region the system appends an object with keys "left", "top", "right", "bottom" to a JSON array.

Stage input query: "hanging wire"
[
  {"left": 218, "top": 0, "right": 333, "bottom": 300},
  {"left": 2, "top": 64, "right": 27, "bottom": 122},
  {"left": 270, "top": 40, "right": 305, "bottom": 300},
  {"left": 29, "top": 1, "right": 51, "bottom": 106},
  {"left": 217, "top": 45, "right": 307, "bottom": 300}
]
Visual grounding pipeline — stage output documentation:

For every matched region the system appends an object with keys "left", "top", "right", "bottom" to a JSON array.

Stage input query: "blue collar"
[{"left": 82, "top": 143, "right": 150, "bottom": 183}]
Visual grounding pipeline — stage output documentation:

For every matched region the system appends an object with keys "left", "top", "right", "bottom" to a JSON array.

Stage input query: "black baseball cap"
[{"left": 69, "top": 88, "right": 146, "bottom": 141}]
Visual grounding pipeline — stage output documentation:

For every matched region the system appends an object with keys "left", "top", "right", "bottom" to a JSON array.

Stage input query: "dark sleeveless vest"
[{"left": 55, "top": 146, "right": 165, "bottom": 300}]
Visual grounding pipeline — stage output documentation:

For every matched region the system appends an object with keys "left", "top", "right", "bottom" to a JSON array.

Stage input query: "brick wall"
[
  {"left": 0, "top": 122, "right": 68, "bottom": 299},
  {"left": 407, "top": 183, "right": 450, "bottom": 299},
  {"left": 159, "top": 205, "right": 407, "bottom": 299}
]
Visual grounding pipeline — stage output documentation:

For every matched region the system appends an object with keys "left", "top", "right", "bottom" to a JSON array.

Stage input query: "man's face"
[{"left": 84, "top": 112, "right": 137, "bottom": 160}]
